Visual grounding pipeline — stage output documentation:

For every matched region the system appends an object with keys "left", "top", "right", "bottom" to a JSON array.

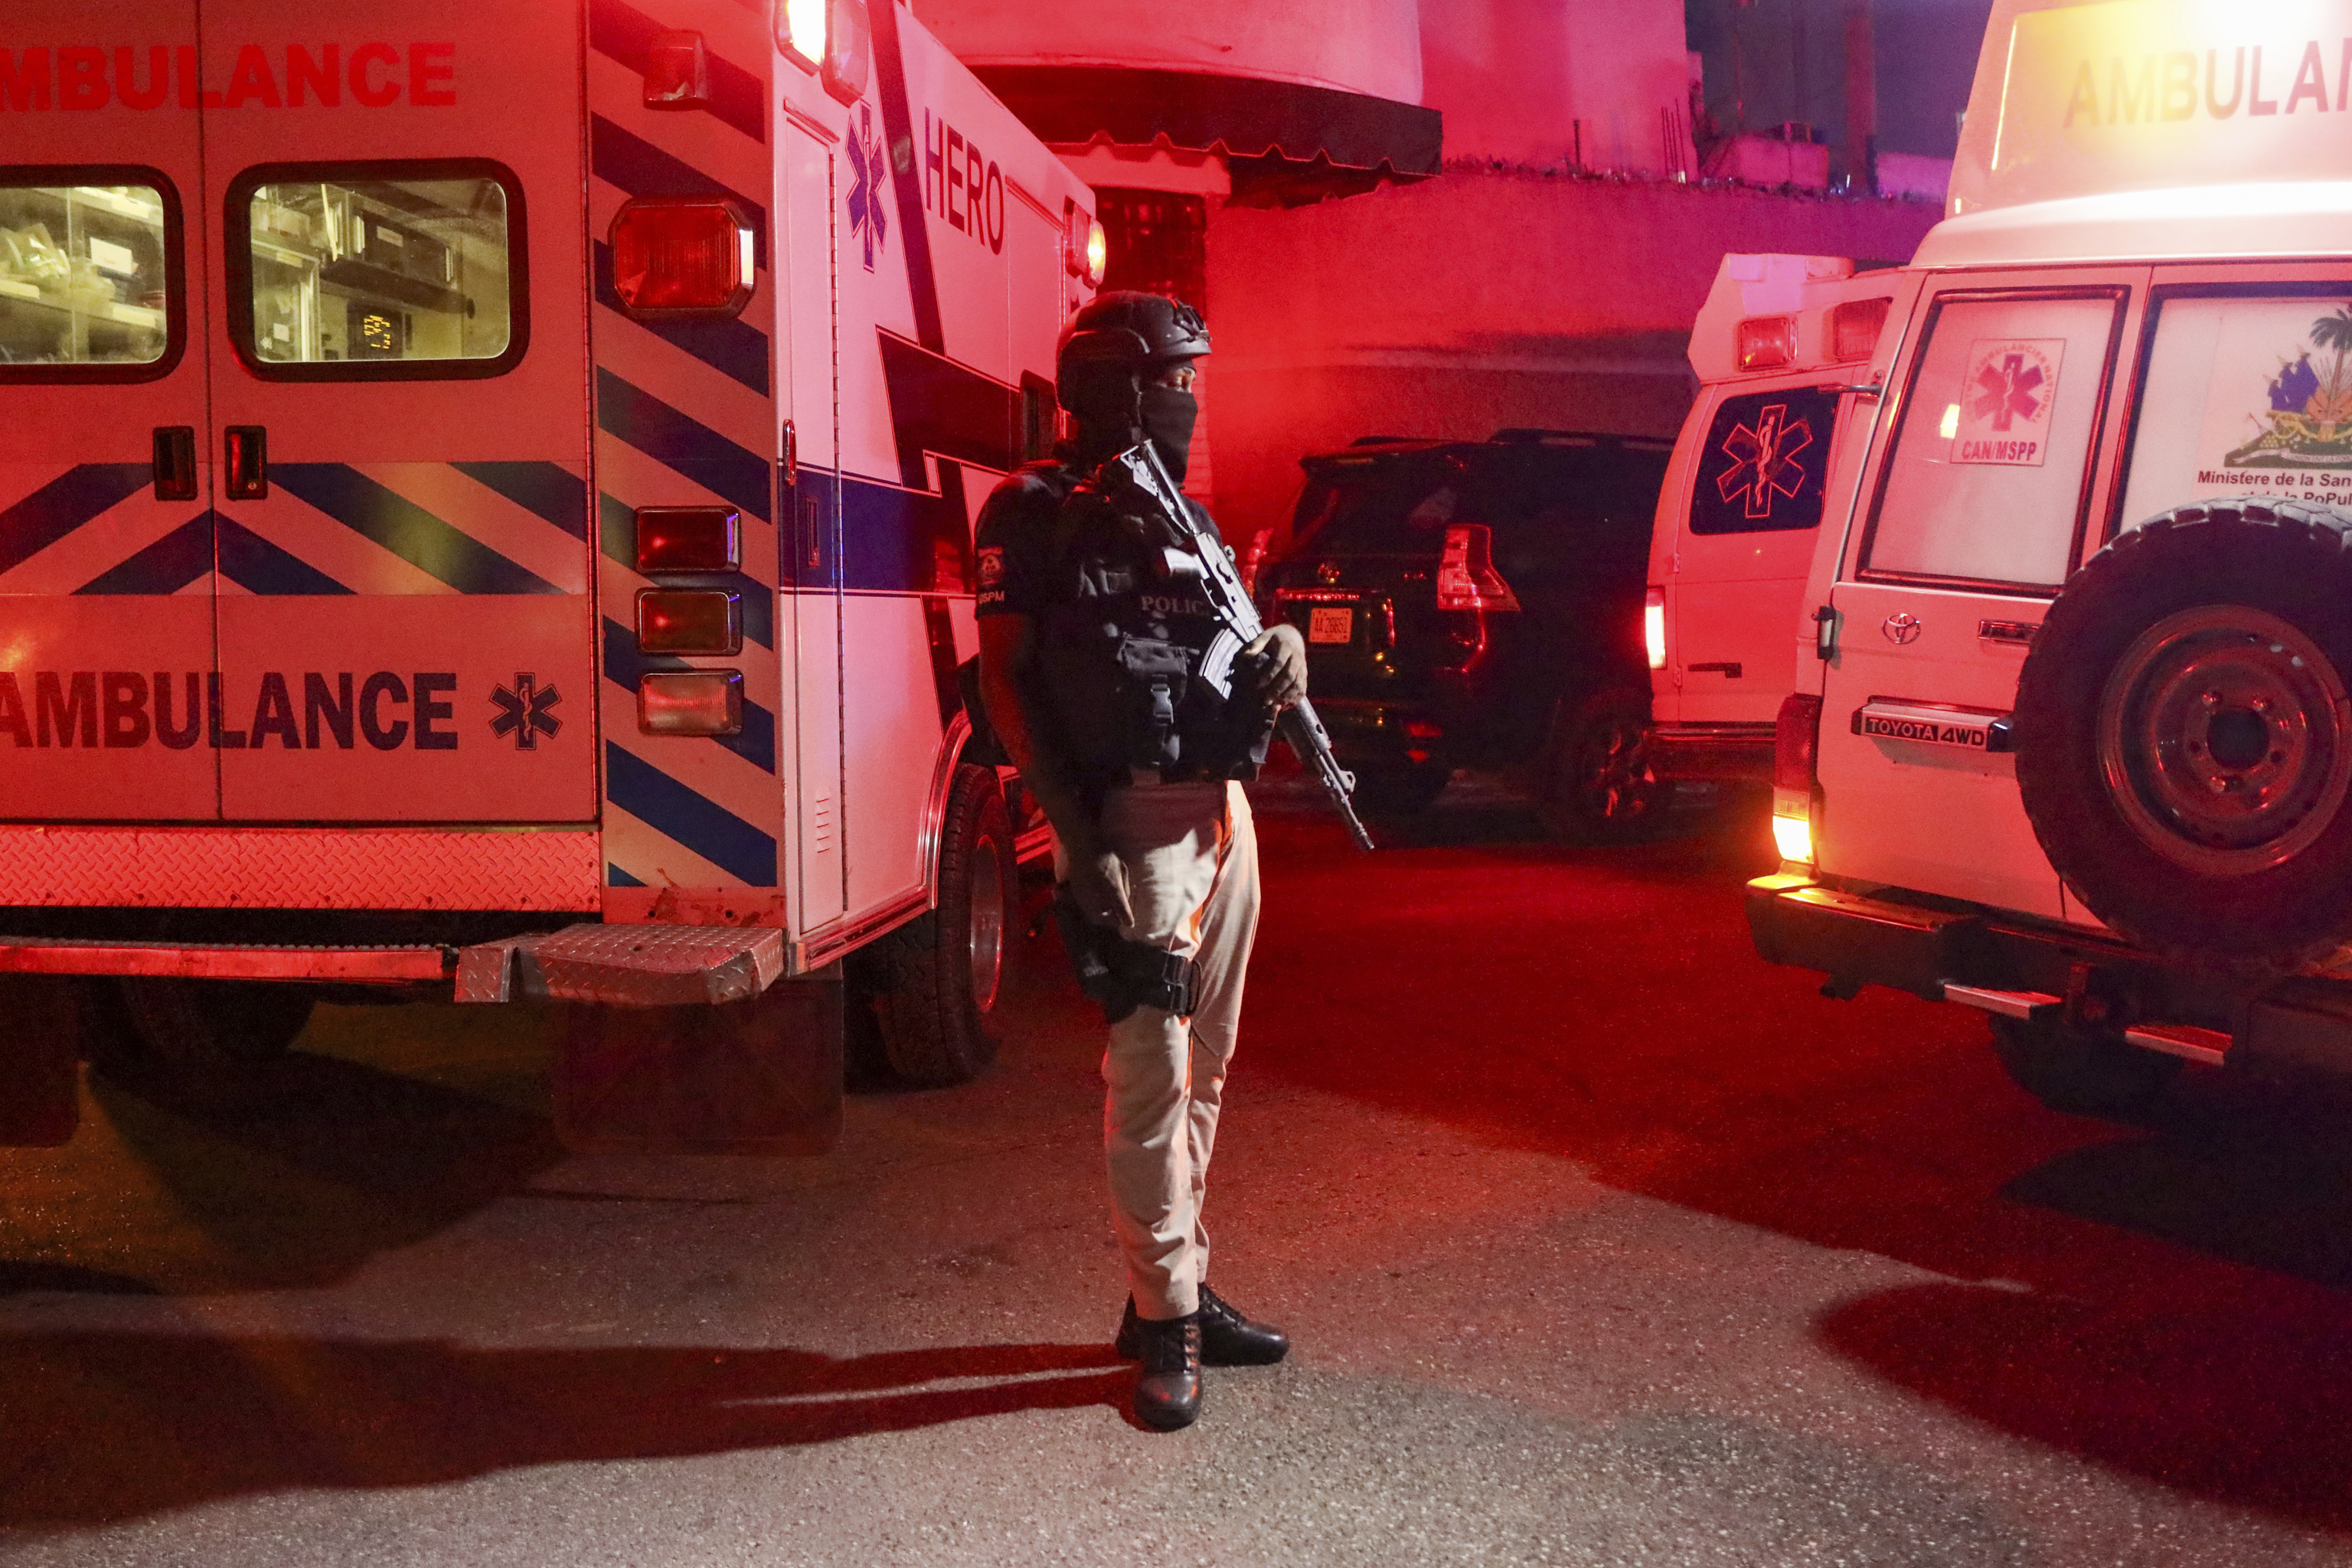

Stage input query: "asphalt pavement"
[{"left": 5, "top": 778, "right": 2352, "bottom": 1566}]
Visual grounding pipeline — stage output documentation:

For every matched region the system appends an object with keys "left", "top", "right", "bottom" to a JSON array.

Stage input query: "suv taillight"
[
  {"left": 1773, "top": 692, "right": 1824, "bottom": 864},
  {"left": 1435, "top": 524, "right": 1520, "bottom": 612},
  {"left": 610, "top": 198, "right": 755, "bottom": 317},
  {"left": 1645, "top": 586, "right": 1666, "bottom": 670}
]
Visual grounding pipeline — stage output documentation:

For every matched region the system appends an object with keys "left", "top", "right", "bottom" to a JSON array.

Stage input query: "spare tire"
[{"left": 2014, "top": 498, "right": 2352, "bottom": 969}]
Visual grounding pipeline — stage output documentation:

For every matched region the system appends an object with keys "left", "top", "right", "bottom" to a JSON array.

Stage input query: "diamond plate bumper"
[
  {"left": 0, "top": 827, "right": 600, "bottom": 910},
  {"left": 0, "top": 939, "right": 448, "bottom": 984},
  {"left": 453, "top": 923, "right": 786, "bottom": 1007}
]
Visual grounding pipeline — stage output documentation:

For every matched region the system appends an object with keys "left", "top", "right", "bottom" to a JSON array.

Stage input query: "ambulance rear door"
[
  {"left": 0, "top": 6, "right": 218, "bottom": 820},
  {"left": 197, "top": 2, "right": 595, "bottom": 822},
  {"left": 1813, "top": 267, "right": 2148, "bottom": 915}
]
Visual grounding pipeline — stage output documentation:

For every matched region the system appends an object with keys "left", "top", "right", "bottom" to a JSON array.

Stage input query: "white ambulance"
[
  {"left": 0, "top": 0, "right": 1102, "bottom": 1148},
  {"left": 1645, "top": 253, "right": 1902, "bottom": 798},
  {"left": 1749, "top": 0, "right": 2352, "bottom": 1113}
]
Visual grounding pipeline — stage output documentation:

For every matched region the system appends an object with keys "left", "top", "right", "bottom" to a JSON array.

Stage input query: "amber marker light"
[
  {"left": 639, "top": 671, "right": 744, "bottom": 737},
  {"left": 637, "top": 589, "right": 743, "bottom": 655}
]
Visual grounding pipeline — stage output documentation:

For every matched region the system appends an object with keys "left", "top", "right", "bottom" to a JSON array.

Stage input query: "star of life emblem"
[
  {"left": 1715, "top": 403, "right": 1815, "bottom": 519},
  {"left": 489, "top": 673, "right": 562, "bottom": 750},
  {"left": 845, "top": 103, "right": 889, "bottom": 273}
]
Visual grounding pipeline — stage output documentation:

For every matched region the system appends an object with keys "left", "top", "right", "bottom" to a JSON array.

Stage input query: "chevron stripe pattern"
[
  {"left": 0, "top": 460, "right": 589, "bottom": 597},
  {"left": 587, "top": 0, "right": 785, "bottom": 917}
]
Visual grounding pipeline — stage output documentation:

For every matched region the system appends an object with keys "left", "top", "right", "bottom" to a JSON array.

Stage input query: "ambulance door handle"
[
  {"left": 224, "top": 426, "right": 268, "bottom": 501},
  {"left": 152, "top": 426, "right": 198, "bottom": 501}
]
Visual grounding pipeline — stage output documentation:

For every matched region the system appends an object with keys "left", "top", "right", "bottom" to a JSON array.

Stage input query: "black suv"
[{"left": 1256, "top": 430, "right": 1670, "bottom": 834}]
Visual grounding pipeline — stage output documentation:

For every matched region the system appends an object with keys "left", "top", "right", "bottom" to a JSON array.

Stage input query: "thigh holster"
[{"left": 1052, "top": 886, "right": 1196, "bottom": 1024}]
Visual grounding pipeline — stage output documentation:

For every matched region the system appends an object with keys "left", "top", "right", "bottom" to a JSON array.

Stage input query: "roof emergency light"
[
  {"left": 1737, "top": 315, "right": 1796, "bottom": 372},
  {"left": 1831, "top": 298, "right": 1890, "bottom": 363},
  {"left": 1435, "top": 525, "right": 1521, "bottom": 612},
  {"left": 642, "top": 30, "right": 709, "bottom": 110},
  {"left": 776, "top": 0, "right": 868, "bottom": 103},
  {"left": 1065, "top": 202, "right": 1106, "bottom": 285},
  {"left": 610, "top": 198, "right": 754, "bottom": 318}
]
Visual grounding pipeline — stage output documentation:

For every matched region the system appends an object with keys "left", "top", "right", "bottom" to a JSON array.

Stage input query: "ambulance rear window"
[
  {"left": 229, "top": 161, "right": 525, "bottom": 380},
  {"left": 1861, "top": 290, "right": 2124, "bottom": 591},
  {"left": 0, "top": 172, "right": 180, "bottom": 381}
]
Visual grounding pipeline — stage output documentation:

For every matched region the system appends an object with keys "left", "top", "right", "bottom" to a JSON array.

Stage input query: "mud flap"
[
  {"left": 551, "top": 968, "right": 844, "bottom": 1155},
  {"left": 0, "top": 975, "right": 83, "bottom": 1147}
]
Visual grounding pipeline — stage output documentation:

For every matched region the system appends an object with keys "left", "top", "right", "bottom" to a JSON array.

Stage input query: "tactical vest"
[{"left": 1028, "top": 468, "right": 1273, "bottom": 799}]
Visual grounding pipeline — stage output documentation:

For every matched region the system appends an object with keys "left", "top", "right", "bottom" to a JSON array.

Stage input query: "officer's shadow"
[{"left": 0, "top": 1331, "right": 1135, "bottom": 1527}]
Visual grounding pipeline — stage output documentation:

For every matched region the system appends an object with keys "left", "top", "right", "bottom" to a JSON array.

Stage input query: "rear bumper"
[
  {"left": 1650, "top": 723, "right": 1773, "bottom": 785},
  {"left": 0, "top": 922, "right": 791, "bottom": 1007},
  {"left": 1746, "top": 872, "right": 2352, "bottom": 1073},
  {"left": 1312, "top": 697, "right": 1456, "bottom": 771}
]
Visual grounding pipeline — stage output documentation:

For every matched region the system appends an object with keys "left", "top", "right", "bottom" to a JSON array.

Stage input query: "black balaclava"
[{"left": 1139, "top": 381, "right": 1199, "bottom": 484}]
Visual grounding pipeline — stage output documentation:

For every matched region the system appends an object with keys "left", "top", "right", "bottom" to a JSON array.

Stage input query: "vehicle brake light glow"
[
  {"left": 1645, "top": 586, "right": 1667, "bottom": 670},
  {"left": 1831, "top": 297, "right": 1890, "bottom": 363},
  {"left": 776, "top": 0, "right": 825, "bottom": 67},
  {"left": 611, "top": 198, "right": 755, "bottom": 317},
  {"left": 1773, "top": 691, "right": 1824, "bottom": 866},
  {"left": 1086, "top": 217, "right": 1108, "bottom": 286},
  {"left": 1435, "top": 525, "right": 1521, "bottom": 612},
  {"left": 1737, "top": 315, "right": 1795, "bottom": 371},
  {"left": 639, "top": 671, "right": 744, "bottom": 737},
  {"left": 635, "top": 507, "right": 741, "bottom": 574},
  {"left": 637, "top": 589, "right": 743, "bottom": 655}
]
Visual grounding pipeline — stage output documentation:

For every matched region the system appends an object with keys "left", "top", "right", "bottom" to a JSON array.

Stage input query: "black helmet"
[{"left": 1055, "top": 291, "right": 1210, "bottom": 431}]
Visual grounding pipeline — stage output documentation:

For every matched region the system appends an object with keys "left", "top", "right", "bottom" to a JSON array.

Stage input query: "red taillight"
[
  {"left": 637, "top": 589, "right": 743, "bottom": 655},
  {"left": 1737, "top": 315, "right": 1796, "bottom": 371},
  {"left": 1773, "top": 692, "right": 1824, "bottom": 864},
  {"left": 1644, "top": 586, "right": 1666, "bottom": 670},
  {"left": 1774, "top": 692, "right": 1824, "bottom": 792},
  {"left": 610, "top": 198, "right": 754, "bottom": 317},
  {"left": 635, "top": 507, "right": 741, "bottom": 573},
  {"left": 1831, "top": 297, "right": 1890, "bottom": 362},
  {"left": 639, "top": 671, "right": 744, "bottom": 737},
  {"left": 1435, "top": 524, "right": 1520, "bottom": 612}
]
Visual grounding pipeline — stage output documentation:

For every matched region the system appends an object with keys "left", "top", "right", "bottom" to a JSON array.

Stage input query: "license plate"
[{"left": 1308, "top": 607, "right": 1354, "bottom": 644}]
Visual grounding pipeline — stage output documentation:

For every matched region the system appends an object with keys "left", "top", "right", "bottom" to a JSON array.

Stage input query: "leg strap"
[{"left": 1052, "top": 886, "right": 1196, "bottom": 1023}]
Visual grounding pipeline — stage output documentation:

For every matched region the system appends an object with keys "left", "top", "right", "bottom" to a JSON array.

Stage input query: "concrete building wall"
[
  {"left": 1420, "top": 0, "right": 1692, "bottom": 171},
  {"left": 1202, "top": 168, "right": 1944, "bottom": 544},
  {"left": 910, "top": 0, "right": 1424, "bottom": 102}
]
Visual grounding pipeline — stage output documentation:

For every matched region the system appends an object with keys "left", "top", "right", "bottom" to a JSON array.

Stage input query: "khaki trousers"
[{"left": 1082, "top": 780, "right": 1260, "bottom": 1321}]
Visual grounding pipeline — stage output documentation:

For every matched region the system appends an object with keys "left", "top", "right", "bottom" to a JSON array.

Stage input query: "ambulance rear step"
[
  {"left": 0, "top": 924, "right": 788, "bottom": 1008},
  {"left": 1939, "top": 983, "right": 2232, "bottom": 1065}
]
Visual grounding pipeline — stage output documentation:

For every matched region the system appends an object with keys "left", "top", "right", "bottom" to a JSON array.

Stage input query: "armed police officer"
[{"left": 975, "top": 292, "right": 1305, "bottom": 1431}]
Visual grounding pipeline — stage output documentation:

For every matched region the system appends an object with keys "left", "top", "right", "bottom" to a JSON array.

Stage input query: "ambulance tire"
[
  {"left": 90, "top": 978, "right": 315, "bottom": 1099},
  {"left": 1537, "top": 690, "right": 1660, "bottom": 844},
  {"left": 871, "top": 764, "right": 1013, "bottom": 1088},
  {"left": 1988, "top": 1014, "right": 2182, "bottom": 1120},
  {"left": 2014, "top": 498, "right": 2352, "bottom": 971}
]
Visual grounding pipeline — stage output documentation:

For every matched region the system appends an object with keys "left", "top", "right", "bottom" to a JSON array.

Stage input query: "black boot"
[
  {"left": 1125, "top": 1312, "right": 1203, "bottom": 1430},
  {"left": 1197, "top": 1284, "right": 1290, "bottom": 1365},
  {"left": 1117, "top": 1287, "right": 1289, "bottom": 1367}
]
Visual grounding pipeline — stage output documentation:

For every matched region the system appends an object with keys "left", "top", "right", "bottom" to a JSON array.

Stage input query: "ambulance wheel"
[
  {"left": 1537, "top": 690, "right": 1659, "bottom": 843},
  {"left": 89, "top": 978, "right": 315, "bottom": 1094},
  {"left": 871, "top": 764, "right": 1013, "bottom": 1087},
  {"left": 1988, "top": 1014, "right": 2182, "bottom": 1119},
  {"left": 2014, "top": 498, "right": 2352, "bottom": 971}
]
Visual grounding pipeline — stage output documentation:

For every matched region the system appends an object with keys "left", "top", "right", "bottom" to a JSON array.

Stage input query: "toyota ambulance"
[
  {"left": 1645, "top": 253, "right": 1901, "bottom": 799},
  {"left": 1749, "top": 0, "right": 2352, "bottom": 1114},
  {"left": 0, "top": 0, "right": 1103, "bottom": 1149}
]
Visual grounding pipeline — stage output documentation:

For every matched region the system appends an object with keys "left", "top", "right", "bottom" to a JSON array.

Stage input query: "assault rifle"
[{"left": 1101, "top": 442, "right": 1376, "bottom": 852}]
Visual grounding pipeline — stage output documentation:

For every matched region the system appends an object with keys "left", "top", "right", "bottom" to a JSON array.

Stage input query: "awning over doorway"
[{"left": 971, "top": 67, "right": 1442, "bottom": 207}]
